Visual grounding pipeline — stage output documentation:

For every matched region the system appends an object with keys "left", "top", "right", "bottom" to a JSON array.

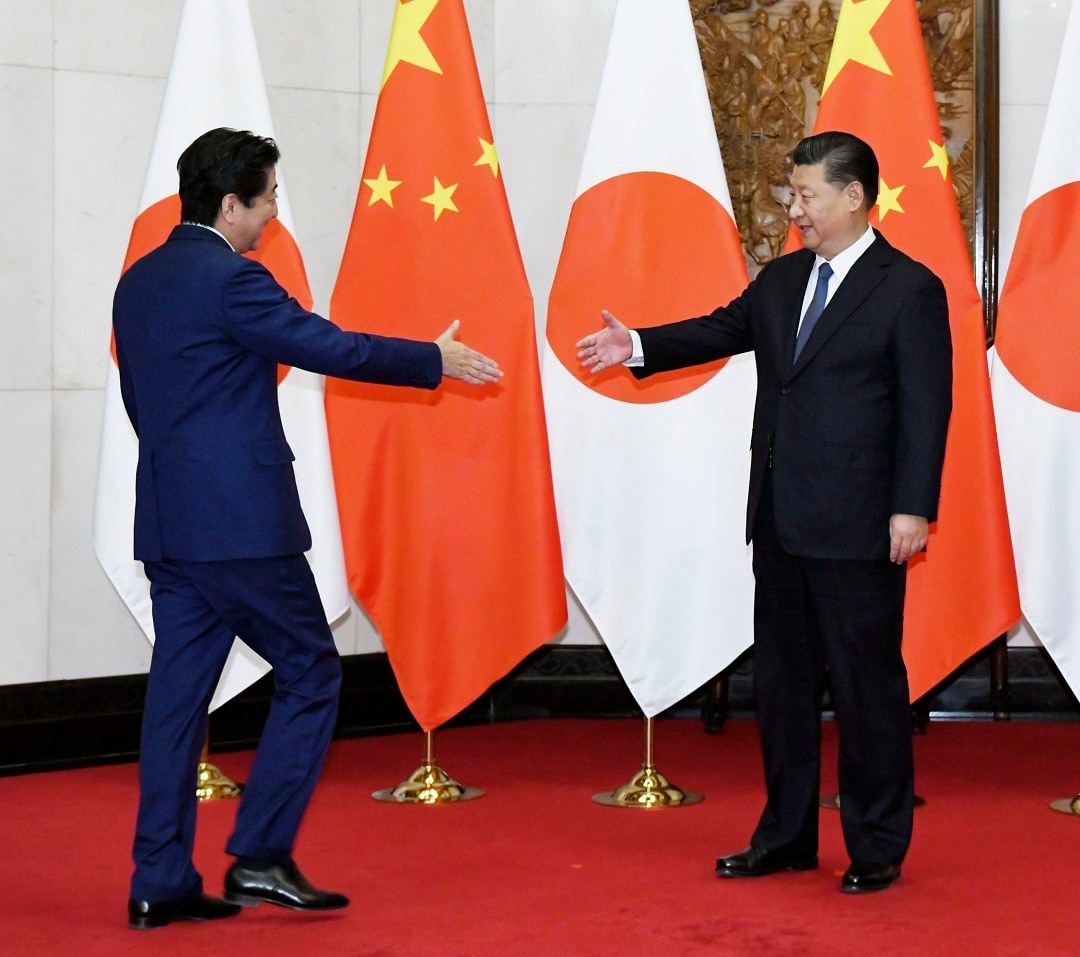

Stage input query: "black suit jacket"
[{"left": 635, "top": 230, "right": 952, "bottom": 561}]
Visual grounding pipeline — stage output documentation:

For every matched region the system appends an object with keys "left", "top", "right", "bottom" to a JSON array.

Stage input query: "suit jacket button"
[{"left": 781, "top": 387, "right": 791, "bottom": 395}]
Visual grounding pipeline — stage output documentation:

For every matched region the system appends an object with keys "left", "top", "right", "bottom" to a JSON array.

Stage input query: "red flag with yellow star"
[
  {"left": 324, "top": 0, "right": 566, "bottom": 731},
  {"left": 801, "top": 0, "right": 1018, "bottom": 700}
]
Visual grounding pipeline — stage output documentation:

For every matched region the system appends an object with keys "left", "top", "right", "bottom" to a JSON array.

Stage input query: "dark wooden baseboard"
[{"left": 1, "top": 645, "right": 1076, "bottom": 776}]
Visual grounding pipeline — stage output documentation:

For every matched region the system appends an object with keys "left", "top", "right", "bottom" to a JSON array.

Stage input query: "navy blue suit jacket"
[
  {"left": 113, "top": 225, "right": 442, "bottom": 563},
  {"left": 636, "top": 231, "right": 953, "bottom": 561}
]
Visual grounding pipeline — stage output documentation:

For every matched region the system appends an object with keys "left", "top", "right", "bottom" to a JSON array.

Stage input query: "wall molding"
[{"left": 1, "top": 645, "right": 1075, "bottom": 775}]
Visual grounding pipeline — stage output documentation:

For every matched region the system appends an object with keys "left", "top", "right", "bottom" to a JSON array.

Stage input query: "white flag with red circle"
[
  {"left": 92, "top": 0, "right": 348, "bottom": 709},
  {"left": 542, "top": 0, "right": 756, "bottom": 716},
  {"left": 992, "top": 1, "right": 1080, "bottom": 699}
]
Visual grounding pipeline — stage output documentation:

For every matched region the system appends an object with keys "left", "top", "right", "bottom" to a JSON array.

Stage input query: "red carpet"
[{"left": 1, "top": 718, "right": 1077, "bottom": 956}]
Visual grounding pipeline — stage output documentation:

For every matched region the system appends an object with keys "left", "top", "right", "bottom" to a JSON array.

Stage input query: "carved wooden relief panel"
[{"left": 691, "top": 0, "right": 979, "bottom": 276}]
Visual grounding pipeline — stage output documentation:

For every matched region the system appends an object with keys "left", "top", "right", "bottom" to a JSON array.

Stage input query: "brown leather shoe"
[
  {"left": 716, "top": 845, "right": 818, "bottom": 878},
  {"left": 128, "top": 892, "right": 241, "bottom": 930},
  {"left": 840, "top": 861, "right": 901, "bottom": 894}
]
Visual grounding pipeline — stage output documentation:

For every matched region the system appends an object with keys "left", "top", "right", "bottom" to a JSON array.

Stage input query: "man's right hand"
[
  {"left": 436, "top": 320, "right": 503, "bottom": 385},
  {"left": 576, "top": 309, "right": 632, "bottom": 373}
]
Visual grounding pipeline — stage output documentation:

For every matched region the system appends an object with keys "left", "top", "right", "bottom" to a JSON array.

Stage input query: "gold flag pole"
[
  {"left": 593, "top": 716, "right": 703, "bottom": 807},
  {"left": 196, "top": 732, "right": 242, "bottom": 801},
  {"left": 1049, "top": 793, "right": 1080, "bottom": 815},
  {"left": 372, "top": 729, "right": 483, "bottom": 804}
]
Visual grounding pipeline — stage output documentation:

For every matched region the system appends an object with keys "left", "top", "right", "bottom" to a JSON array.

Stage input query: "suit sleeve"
[
  {"left": 632, "top": 272, "right": 759, "bottom": 378},
  {"left": 221, "top": 260, "right": 442, "bottom": 388},
  {"left": 115, "top": 343, "right": 139, "bottom": 436},
  {"left": 891, "top": 270, "right": 953, "bottom": 520},
  {"left": 111, "top": 289, "right": 140, "bottom": 436}
]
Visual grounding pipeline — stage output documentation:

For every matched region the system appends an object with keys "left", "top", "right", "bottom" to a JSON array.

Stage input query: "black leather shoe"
[
  {"left": 716, "top": 845, "right": 818, "bottom": 878},
  {"left": 128, "top": 893, "right": 241, "bottom": 929},
  {"left": 840, "top": 861, "right": 901, "bottom": 894},
  {"left": 224, "top": 859, "right": 349, "bottom": 911}
]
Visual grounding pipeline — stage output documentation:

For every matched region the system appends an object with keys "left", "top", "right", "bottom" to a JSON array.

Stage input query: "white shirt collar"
[
  {"left": 815, "top": 225, "right": 875, "bottom": 285},
  {"left": 798, "top": 225, "right": 876, "bottom": 325},
  {"left": 182, "top": 221, "right": 235, "bottom": 252}
]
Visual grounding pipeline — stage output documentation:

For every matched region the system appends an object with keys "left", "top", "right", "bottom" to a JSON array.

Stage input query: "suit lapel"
[{"left": 788, "top": 231, "right": 892, "bottom": 375}]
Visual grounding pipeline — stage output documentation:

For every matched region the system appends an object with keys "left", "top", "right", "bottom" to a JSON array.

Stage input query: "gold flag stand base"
[
  {"left": 1049, "top": 794, "right": 1080, "bottom": 815},
  {"left": 820, "top": 793, "right": 926, "bottom": 810},
  {"left": 593, "top": 765, "right": 703, "bottom": 808},
  {"left": 196, "top": 762, "right": 242, "bottom": 802},
  {"left": 592, "top": 718, "right": 703, "bottom": 808},
  {"left": 195, "top": 734, "right": 242, "bottom": 802},
  {"left": 372, "top": 731, "right": 483, "bottom": 804}
]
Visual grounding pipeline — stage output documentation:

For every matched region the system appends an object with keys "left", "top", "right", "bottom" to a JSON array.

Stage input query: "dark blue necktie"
[{"left": 793, "top": 262, "right": 833, "bottom": 363}]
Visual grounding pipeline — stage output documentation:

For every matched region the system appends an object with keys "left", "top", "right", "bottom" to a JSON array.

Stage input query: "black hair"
[
  {"left": 177, "top": 128, "right": 281, "bottom": 225},
  {"left": 792, "top": 131, "right": 878, "bottom": 209}
]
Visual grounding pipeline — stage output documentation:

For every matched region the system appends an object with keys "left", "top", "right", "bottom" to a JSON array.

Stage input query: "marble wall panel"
[
  {"left": 267, "top": 86, "right": 363, "bottom": 314},
  {"left": 253, "top": 0, "right": 360, "bottom": 94},
  {"left": 54, "top": 0, "right": 180, "bottom": 78},
  {"left": 351, "top": 600, "right": 387, "bottom": 656},
  {"left": 997, "top": 0, "right": 1075, "bottom": 281},
  {"left": 53, "top": 71, "right": 164, "bottom": 390},
  {"left": 48, "top": 389, "right": 150, "bottom": 679},
  {"left": 0, "top": 65, "right": 53, "bottom": 391},
  {"left": 999, "top": 0, "right": 1071, "bottom": 106},
  {"left": 0, "top": 0, "right": 53, "bottom": 68},
  {"left": 494, "top": 102, "right": 594, "bottom": 339},
  {"left": 998, "top": 102, "right": 1051, "bottom": 283},
  {"left": 493, "top": 0, "right": 615, "bottom": 104},
  {"left": 465, "top": 0, "right": 495, "bottom": 102},
  {"left": 359, "top": 0, "right": 395, "bottom": 96},
  {"left": 0, "top": 391, "right": 51, "bottom": 684}
]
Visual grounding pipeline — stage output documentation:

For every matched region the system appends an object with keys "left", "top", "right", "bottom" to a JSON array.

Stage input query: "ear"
[
  {"left": 219, "top": 193, "right": 240, "bottom": 224},
  {"left": 845, "top": 181, "right": 865, "bottom": 211}
]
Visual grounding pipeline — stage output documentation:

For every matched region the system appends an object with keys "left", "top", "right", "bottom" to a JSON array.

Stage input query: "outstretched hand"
[
  {"left": 436, "top": 320, "right": 503, "bottom": 385},
  {"left": 576, "top": 309, "right": 632, "bottom": 373}
]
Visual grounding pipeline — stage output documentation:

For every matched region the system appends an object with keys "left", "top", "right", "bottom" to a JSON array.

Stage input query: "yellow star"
[
  {"left": 474, "top": 138, "right": 499, "bottom": 178},
  {"left": 821, "top": 0, "right": 892, "bottom": 98},
  {"left": 421, "top": 177, "right": 459, "bottom": 220},
  {"left": 923, "top": 140, "right": 950, "bottom": 180},
  {"left": 363, "top": 165, "right": 402, "bottom": 207},
  {"left": 381, "top": 0, "right": 442, "bottom": 90},
  {"left": 875, "top": 177, "right": 905, "bottom": 221}
]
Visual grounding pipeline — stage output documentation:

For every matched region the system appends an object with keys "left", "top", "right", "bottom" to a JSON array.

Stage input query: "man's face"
[
  {"left": 787, "top": 161, "right": 864, "bottom": 260},
  {"left": 230, "top": 167, "right": 279, "bottom": 253}
]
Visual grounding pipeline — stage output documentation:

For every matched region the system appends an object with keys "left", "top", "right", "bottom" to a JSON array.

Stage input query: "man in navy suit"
[
  {"left": 577, "top": 132, "right": 952, "bottom": 893},
  {"left": 115, "top": 128, "right": 502, "bottom": 929}
]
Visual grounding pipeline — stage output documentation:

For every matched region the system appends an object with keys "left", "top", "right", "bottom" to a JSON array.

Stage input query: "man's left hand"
[{"left": 889, "top": 513, "right": 929, "bottom": 564}]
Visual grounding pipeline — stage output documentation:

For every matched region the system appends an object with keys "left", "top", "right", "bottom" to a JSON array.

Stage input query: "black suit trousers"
[{"left": 749, "top": 470, "right": 914, "bottom": 865}]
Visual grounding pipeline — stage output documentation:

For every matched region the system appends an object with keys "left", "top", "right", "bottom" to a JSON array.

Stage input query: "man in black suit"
[{"left": 577, "top": 132, "right": 952, "bottom": 893}]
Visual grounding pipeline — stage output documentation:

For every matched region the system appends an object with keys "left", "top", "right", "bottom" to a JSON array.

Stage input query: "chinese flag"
[
  {"left": 92, "top": 0, "right": 349, "bottom": 709},
  {"left": 800, "top": 0, "right": 1019, "bottom": 700},
  {"left": 325, "top": 0, "right": 566, "bottom": 731}
]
